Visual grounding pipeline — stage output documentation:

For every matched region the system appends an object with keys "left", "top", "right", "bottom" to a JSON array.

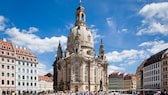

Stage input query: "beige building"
[
  {"left": 108, "top": 72, "right": 124, "bottom": 90},
  {"left": 53, "top": 3, "right": 108, "bottom": 92},
  {"left": 161, "top": 50, "right": 168, "bottom": 91},
  {"left": 123, "top": 74, "right": 136, "bottom": 92},
  {"left": 38, "top": 75, "right": 53, "bottom": 93},
  {"left": 108, "top": 72, "right": 136, "bottom": 93},
  {"left": 0, "top": 39, "right": 16, "bottom": 95},
  {"left": 0, "top": 39, "right": 39, "bottom": 95}
]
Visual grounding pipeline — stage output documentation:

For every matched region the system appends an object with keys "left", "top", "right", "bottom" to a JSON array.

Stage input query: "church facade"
[{"left": 53, "top": 3, "right": 108, "bottom": 92}]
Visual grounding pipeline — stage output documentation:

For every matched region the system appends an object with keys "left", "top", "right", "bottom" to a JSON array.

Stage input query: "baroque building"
[
  {"left": 15, "top": 46, "right": 38, "bottom": 95},
  {"left": 0, "top": 39, "right": 38, "bottom": 95},
  {"left": 0, "top": 39, "right": 16, "bottom": 95},
  {"left": 53, "top": 3, "right": 108, "bottom": 92}
]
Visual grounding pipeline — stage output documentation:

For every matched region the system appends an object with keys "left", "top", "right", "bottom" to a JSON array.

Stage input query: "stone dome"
[{"left": 66, "top": 4, "right": 94, "bottom": 55}]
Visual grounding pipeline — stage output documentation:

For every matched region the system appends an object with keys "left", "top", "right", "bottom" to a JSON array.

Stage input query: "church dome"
[{"left": 66, "top": 4, "right": 94, "bottom": 54}]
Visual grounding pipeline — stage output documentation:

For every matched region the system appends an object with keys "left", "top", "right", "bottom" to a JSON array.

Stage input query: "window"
[
  {"left": 2, "top": 57, "right": 4, "bottom": 61},
  {"left": 1, "top": 65, "right": 4, "bottom": 69},
  {"left": 31, "top": 76, "right": 33, "bottom": 80},
  {"left": 18, "top": 68, "right": 20, "bottom": 72},
  {"left": 85, "top": 66, "right": 88, "bottom": 82},
  {"left": 7, "top": 59, "right": 10, "bottom": 62},
  {"left": 18, "top": 75, "right": 20, "bottom": 79},
  {"left": 23, "top": 69, "right": 25, "bottom": 72},
  {"left": 22, "top": 76, "right": 25, "bottom": 79},
  {"left": 94, "top": 68, "right": 96, "bottom": 83},
  {"left": 7, "top": 80, "right": 9, "bottom": 85},
  {"left": 34, "top": 77, "right": 36, "bottom": 80},
  {"left": 7, "top": 73, "right": 10, "bottom": 77},
  {"left": 27, "top": 69, "right": 29, "bottom": 73},
  {"left": 75, "top": 65, "right": 79, "bottom": 82},
  {"left": 18, "top": 82, "right": 20, "bottom": 86},
  {"left": 2, "top": 80, "right": 4, "bottom": 85},
  {"left": 81, "top": 13, "right": 85, "bottom": 21},
  {"left": 12, "top": 81, "right": 14, "bottom": 85},
  {"left": 23, "top": 62, "right": 25, "bottom": 65},
  {"left": 7, "top": 65, "right": 10, "bottom": 69},
  {"left": 27, "top": 82, "right": 29, "bottom": 86},
  {"left": 12, "top": 66, "right": 14, "bottom": 70},
  {"left": 87, "top": 35, "right": 91, "bottom": 41},
  {"left": 31, "top": 70, "right": 33, "bottom": 73},
  {"left": 12, "top": 60, "right": 14, "bottom": 63},
  {"left": 2, "top": 72, "right": 4, "bottom": 76},
  {"left": 12, "top": 73, "right": 14, "bottom": 77},
  {"left": 27, "top": 76, "right": 29, "bottom": 80},
  {"left": 18, "top": 61, "right": 20, "bottom": 65},
  {"left": 22, "top": 82, "right": 25, "bottom": 86}
]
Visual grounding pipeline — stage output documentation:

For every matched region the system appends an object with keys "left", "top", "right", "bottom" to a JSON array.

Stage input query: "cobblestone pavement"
[{"left": 48, "top": 93, "right": 136, "bottom": 95}]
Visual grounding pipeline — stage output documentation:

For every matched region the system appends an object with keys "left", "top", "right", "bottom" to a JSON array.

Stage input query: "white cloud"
[
  {"left": 26, "top": 27, "right": 39, "bottom": 33},
  {"left": 38, "top": 63, "right": 53, "bottom": 75},
  {"left": 121, "top": 29, "right": 128, "bottom": 32},
  {"left": 5, "top": 27, "right": 67, "bottom": 53},
  {"left": 106, "top": 17, "right": 114, "bottom": 27},
  {"left": 105, "top": 49, "right": 147, "bottom": 63},
  {"left": 108, "top": 65, "right": 125, "bottom": 75},
  {"left": 137, "top": 2, "right": 168, "bottom": 36},
  {"left": 0, "top": 16, "right": 6, "bottom": 31},
  {"left": 139, "top": 40, "right": 168, "bottom": 54},
  {"left": 89, "top": 25, "right": 104, "bottom": 43}
]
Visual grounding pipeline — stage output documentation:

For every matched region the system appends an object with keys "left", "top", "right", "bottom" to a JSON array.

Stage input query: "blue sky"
[{"left": 0, "top": 0, "right": 168, "bottom": 75}]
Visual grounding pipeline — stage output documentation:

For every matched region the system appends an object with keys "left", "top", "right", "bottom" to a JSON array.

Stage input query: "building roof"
[
  {"left": 0, "top": 40, "right": 14, "bottom": 52},
  {"left": 124, "top": 74, "right": 135, "bottom": 80},
  {"left": 13, "top": 46, "right": 38, "bottom": 63},
  {"left": 45, "top": 73, "right": 53, "bottom": 77},
  {"left": 144, "top": 48, "right": 168, "bottom": 67},
  {"left": 109, "top": 72, "right": 126, "bottom": 78},
  {"left": 39, "top": 75, "right": 53, "bottom": 82},
  {"left": 0, "top": 39, "right": 38, "bottom": 64}
]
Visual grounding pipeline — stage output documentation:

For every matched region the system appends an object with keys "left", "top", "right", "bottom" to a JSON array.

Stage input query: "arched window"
[
  {"left": 87, "top": 35, "right": 91, "bottom": 42},
  {"left": 94, "top": 68, "right": 96, "bottom": 83},
  {"left": 81, "top": 13, "right": 85, "bottom": 21},
  {"left": 85, "top": 65, "right": 88, "bottom": 82},
  {"left": 75, "top": 65, "right": 79, "bottom": 82}
]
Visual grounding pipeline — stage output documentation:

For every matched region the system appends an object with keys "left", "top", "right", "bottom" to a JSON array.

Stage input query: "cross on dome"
[{"left": 79, "top": 0, "right": 82, "bottom": 5}]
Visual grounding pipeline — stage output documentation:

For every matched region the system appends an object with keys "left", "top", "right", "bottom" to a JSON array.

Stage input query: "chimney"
[{"left": 3, "top": 38, "right": 7, "bottom": 42}]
